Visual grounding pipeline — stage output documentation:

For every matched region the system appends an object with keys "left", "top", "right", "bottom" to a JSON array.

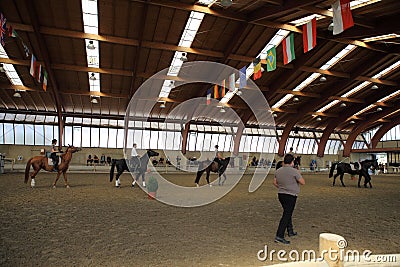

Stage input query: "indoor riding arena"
[{"left": 1, "top": 1, "right": 399, "bottom": 266}]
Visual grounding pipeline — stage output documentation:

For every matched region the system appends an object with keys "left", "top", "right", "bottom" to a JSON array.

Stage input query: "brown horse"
[
  {"left": 195, "top": 157, "right": 231, "bottom": 186},
  {"left": 24, "top": 145, "right": 81, "bottom": 188}
]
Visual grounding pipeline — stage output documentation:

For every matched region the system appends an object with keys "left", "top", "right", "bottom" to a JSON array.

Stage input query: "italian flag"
[
  {"left": 303, "top": 17, "right": 317, "bottom": 53},
  {"left": 332, "top": 0, "right": 354, "bottom": 35},
  {"left": 43, "top": 70, "right": 48, "bottom": 91},
  {"left": 282, "top": 33, "right": 295, "bottom": 65}
]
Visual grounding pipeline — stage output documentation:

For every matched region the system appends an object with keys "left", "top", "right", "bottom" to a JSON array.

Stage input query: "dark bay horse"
[
  {"left": 24, "top": 145, "right": 81, "bottom": 188},
  {"left": 276, "top": 156, "right": 301, "bottom": 170},
  {"left": 109, "top": 149, "right": 159, "bottom": 187},
  {"left": 329, "top": 159, "right": 378, "bottom": 188},
  {"left": 195, "top": 157, "right": 231, "bottom": 186}
]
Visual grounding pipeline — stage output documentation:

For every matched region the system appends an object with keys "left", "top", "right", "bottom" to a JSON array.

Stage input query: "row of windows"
[{"left": 0, "top": 123, "right": 380, "bottom": 154}]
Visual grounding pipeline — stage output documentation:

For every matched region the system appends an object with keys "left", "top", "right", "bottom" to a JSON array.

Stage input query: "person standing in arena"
[{"left": 273, "top": 153, "right": 305, "bottom": 245}]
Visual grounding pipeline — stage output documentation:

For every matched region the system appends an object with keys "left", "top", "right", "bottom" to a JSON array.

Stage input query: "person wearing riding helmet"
[
  {"left": 214, "top": 145, "right": 225, "bottom": 173},
  {"left": 50, "top": 139, "right": 61, "bottom": 171}
]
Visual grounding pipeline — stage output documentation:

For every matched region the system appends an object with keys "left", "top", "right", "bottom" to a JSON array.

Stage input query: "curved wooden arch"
[
  {"left": 371, "top": 115, "right": 400, "bottom": 149},
  {"left": 343, "top": 104, "right": 400, "bottom": 157}
]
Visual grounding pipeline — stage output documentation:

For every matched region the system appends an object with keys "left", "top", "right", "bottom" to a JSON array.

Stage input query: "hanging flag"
[
  {"left": 36, "top": 64, "right": 42, "bottom": 83},
  {"left": 23, "top": 42, "right": 30, "bottom": 57},
  {"left": 214, "top": 84, "right": 219, "bottom": 99},
  {"left": 43, "top": 70, "right": 48, "bottom": 91},
  {"left": 253, "top": 58, "right": 262, "bottom": 80},
  {"left": 7, "top": 25, "right": 17, "bottom": 37},
  {"left": 282, "top": 33, "right": 295, "bottom": 65},
  {"left": 229, "top": 73, "right": 235, "bottom": 92},
  {"left": 206, "top": 88, "right": 211, "bottom": 105},
  {"left": 239, "top": 66, "right": 247, "bottom": 89},
  {"left": 221, "top": 79, "right": 225, "bottom": 97},
  {"left": 30, "top": 54, "right": 37, "bottom": 77},
  {"left": 0, "top": 12, "right": 7, "bottom": 46},
  {"left": 266, "top": 47, "right": 276, "bottom": 71},
  {"left": 303, "top": 17, "right": 317, "bottom": 53},
  {"left": 332, "top": 0, "right": 354, "bottom": 35}
]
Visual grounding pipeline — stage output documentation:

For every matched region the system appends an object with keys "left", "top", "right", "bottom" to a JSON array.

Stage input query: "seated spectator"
[
  {"left": 158, "top": 157, "right": 164, "bottom": 166},
  {"left": 152, "top": 157, "right": 158, "bottom": 166},
  {"left": 93, "top": 155, "right": 99, "bottom": 165},
  {"left": 106, "top": 156, "right": 112, "bottom": 166},
  {"left": 87, "top": 155, "right": 93, "bottom": 166},
  {"left": 100, "top": 154, "right": 106, "bottom": 165},
  {"left": 166, "top": 157, "right": 172, "bottom": 166}
]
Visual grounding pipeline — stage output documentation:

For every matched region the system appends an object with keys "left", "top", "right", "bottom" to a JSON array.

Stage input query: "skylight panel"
[
  {"left": 0, "top": 45, "right": 23, "bottom": 86},
  {"left": 81, "top": 0, "right": 100, "bottom": 95},
  {"left": 363, "top": 34, "right": 400, "bottom": 42},
  {"left": 158, "top": 11, "right": 205, "bottom": 99}
]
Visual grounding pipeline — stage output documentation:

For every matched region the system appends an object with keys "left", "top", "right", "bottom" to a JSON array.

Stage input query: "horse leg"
[
  {"left": 358, "top": 175, "right": 362, "bottom": 188},
  {"left": 62, "top": 171, "right": 70, "bottom": 188},
  {"left": 141, "top": 173, "right": 146, "bottom": 187},
  {"left": 340, "top": 174, "right": 345, "bottom": 187},
  {"left": 30, "top": 167, "right": 41, "bottom": 188},
  {"left": 115, "top": 169, "right": 123, "bottom": 187},
  {"left": 195, "top": 169, "right": 205, "bottom": 187},
  {"left": 332, "top": 173, "right": 339, "bottom": 186},
  {"left": 220, "top": 173, "right": 227, "bottom": 186},
  {"left": 206, "top": 170, "right": 212, "bottom": 187},
  {"left": 132, "top": 173, "right": 139, "bottom": 188},
  {"left": 52, "top": 171, "right": 62, "bottom": 188}
]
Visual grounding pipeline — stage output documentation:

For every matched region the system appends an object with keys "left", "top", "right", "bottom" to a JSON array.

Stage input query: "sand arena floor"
[{"left": 0, "top": 170, "right": 399, "bottom": 266}]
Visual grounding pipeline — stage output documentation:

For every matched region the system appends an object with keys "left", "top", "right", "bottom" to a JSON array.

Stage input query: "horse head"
[
  {"left": 65, "top": 145, "right": 81, "bottom": 154},
  {"left": 147, "top": 149, "right": 159, "bottom": 157}
]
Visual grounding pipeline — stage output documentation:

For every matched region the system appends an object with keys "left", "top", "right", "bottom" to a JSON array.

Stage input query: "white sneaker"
[{"left": 142, "top": 181, "right": 146, "bottom": 187}]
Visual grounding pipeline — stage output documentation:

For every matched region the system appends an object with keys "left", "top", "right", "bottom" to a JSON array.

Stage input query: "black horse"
[
  {"left": 195, "top": 157, "right": 231, "bottom": 186},
  {"left": 329, "top": 159, "right": 378, "bottom": 188},
  {"left": 109, "top": 149, "right": 159, "bottom": 187},
  {"left": 276, "top": 156, "right": 301, "bottom": 170}
]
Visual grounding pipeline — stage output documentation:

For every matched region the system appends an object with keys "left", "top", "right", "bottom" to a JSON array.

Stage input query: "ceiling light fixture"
[
  {"left": 328, "top": 22, "right": 334, "bottom": 32},
  {"left": 0, "top": 63, "right": 4, "bottom": 72},
  {"left": 220, "top": 0, "right": 233, "bottom": 7},
  {"left": 13, "top": 91, "right": 22, "bottom": 98},
  {"left": 220, "top": 106, "right": 226, "bottom": 113},
  {"left": 371, "top": 84, "right": 379, "bottom": 90},
  {"left": 180, "top": 52, "right": 188, "bottom": 62},
  {"left": 273, "top": 113, "right": 277, "bottom": 118},
  {"left": 236, "top": 90, "right": 242, "bottom": 96},
  {"left": 319, "top": 76, "right": 327, "bottom": 82},
  {"left": 376, "top": 107, "right": 383, "bottom": 111},
  {"left": 89, "top": 73, "right": 96, "bottom": 80},
  {"left": 87, "top": 40, "right": 95, "bottom": 50},
  {"left": 91, "top": 98, "right": 98, "bottom": 104},
  {"left": 350, "top": 120, "right": 355, "bottom": 124},
  {"left": 293, "top": 97, "right": 299, "bottom": 102},
  {"left": 340, "top": 102, "right": 347, "bottom": 107},
  {"left": 160, "top": 101, "right": 166, "bottom": 108},
  {"left": 316, "top": 117, "right": 322, "bottom": 121}
]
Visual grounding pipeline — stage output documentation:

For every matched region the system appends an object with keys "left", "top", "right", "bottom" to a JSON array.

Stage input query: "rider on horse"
[
  {"left": 214, "top": 145, "right": 224, "bottom": 173},
  {"left": 50, "top": 139, "right": 61, "bottom": 171},
  {"left": 130, "top": 143, "right": 141, "bottom": 172}
]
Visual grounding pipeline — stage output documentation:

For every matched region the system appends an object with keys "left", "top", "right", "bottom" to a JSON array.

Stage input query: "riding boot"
[{"left": 53, "top": 162, "right": 58, "bottom": 172}]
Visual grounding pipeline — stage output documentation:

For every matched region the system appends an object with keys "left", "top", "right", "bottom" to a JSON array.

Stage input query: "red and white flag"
[
  {"left": 332, "top": 0, "right": 354, "bottom": 35},
  {"left": 303, "top": 17, "right": 317, "bottom": 53}
]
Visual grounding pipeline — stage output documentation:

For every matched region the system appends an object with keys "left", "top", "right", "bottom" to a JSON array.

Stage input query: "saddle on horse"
[{"left": 350, "top": 162, "right": 360, "bottom": 171}]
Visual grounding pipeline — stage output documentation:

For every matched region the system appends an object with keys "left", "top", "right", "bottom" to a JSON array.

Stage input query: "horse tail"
[
  {"left": 110, "top": 159, "right": 117, "bottom": 182},
  {"left": 24, "top": 158, "right": 32, "bottom": 183},
  {"left": 329, "top": 163, "right": 337, "bottom": 178}
]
